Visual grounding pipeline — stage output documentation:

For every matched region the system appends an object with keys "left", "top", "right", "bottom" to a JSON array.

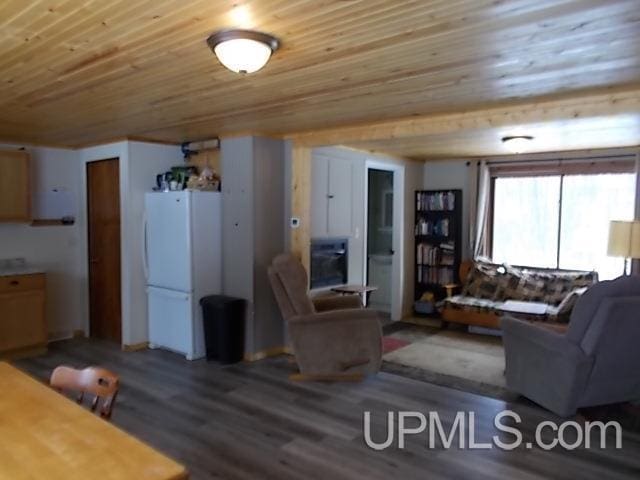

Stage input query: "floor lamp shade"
[{"left": 608, "top": 220, "right": 640, "bottom": 258}]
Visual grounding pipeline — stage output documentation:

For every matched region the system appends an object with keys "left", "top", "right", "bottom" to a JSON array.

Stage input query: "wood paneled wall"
[
  {"left": 290, "top": 145, "right": 311, "bottom": 277},
  {"left": 1, "top": 0, "right": 640, "bottom": 154}
]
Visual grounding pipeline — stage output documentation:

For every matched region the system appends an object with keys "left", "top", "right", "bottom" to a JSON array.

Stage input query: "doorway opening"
[
  {"left": 366, "top": 169, "right": 394, "bottom": 312},
  {"left": 364, "top": 162, "right": 404, "bottom": 321},
  {"left": 86, "top": 158, "right": 122, "bottom": 342}
]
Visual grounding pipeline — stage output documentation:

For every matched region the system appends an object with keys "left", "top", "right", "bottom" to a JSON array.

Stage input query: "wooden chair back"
[
  {"left": 459, "top": 260, "right": 474, "bottom": 284},
  {"left": 50, "top": 365, "right": 120, "bottom": 419}
]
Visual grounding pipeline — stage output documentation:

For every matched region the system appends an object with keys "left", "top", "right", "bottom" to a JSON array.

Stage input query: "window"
[
  {"left": 493, "top": 176, "right": 561, "bottom": 269},
  {"left": 491, "top": 160, "right": 637, "bottom": 280},
  {"left": 381, "top": 189, "right": 394, "bottom": 230}
]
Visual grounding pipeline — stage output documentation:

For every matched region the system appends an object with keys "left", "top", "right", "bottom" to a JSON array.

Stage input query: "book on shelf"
[
  {"left": 416, "top": 242, "right": 456, "bottom": 266},
  {"left": 416, "top": 191, "right": 456, "bottom": 212},
  {"left": 415, "top": 218, "right": 450, "bottom": 236},
  {"left": 417, "top": 266, "right": 455, "bottom": 285}
]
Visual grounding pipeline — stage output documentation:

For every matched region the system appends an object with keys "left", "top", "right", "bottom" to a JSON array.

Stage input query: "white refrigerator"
[{"left": 144, "top": 191, "right": 222, "bottom": 360}]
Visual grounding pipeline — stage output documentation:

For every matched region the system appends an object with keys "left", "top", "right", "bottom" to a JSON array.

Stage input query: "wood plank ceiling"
[
  {"left": 345, "top": 115, "right": 640, "bottom": 159},
  {"left": 1, "top": 0, "right": 640, "bottom": 156}
]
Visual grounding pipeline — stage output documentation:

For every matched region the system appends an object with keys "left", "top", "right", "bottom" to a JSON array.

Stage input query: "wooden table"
[
  {"left": 331, "top": 284, "right": 378, "bottom": 306},
  {"left": 0, "top": 362, "right": 188, "bottom": 480}
]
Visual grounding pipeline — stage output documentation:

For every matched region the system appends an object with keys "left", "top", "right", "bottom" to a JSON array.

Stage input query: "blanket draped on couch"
[{"left": 441, "top": 261, "right": 598, "bottom": 328}]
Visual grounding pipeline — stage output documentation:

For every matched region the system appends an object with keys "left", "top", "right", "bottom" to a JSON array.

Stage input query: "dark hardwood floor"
[{"left": 14, "top": 339, "right": 640, "bottom": 480}]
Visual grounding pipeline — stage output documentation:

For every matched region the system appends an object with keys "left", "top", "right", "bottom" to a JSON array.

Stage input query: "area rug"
[
  {"left": 381, "top": 323, "right": 519, "bottom": 401},
  {"left": 382, "top": 336, "right": 410, "bottom": 355}
]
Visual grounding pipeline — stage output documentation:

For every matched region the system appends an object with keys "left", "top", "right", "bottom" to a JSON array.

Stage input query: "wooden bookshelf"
[{"left": 414, "top": 189, "right": 463, "bottom": 309}]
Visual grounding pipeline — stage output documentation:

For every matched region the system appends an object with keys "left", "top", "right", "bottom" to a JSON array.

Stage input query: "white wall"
[
  {"left": 126, "top": 142, "right": 182, "bottom": 344},
  {"left": 401, "top": 159, "right": 425, "bottom": 316},
  {"left": 78, "top": 141, "right": 181, "bottom": 346},
  {"left": 0, "top": 144, "right": 83, "bottom": 339},
  {"left": 221, "top": 136, "right": 287, "bottom": 355},
  {"left": 311, "top": 146, "right": 424, "bottom": 318}
]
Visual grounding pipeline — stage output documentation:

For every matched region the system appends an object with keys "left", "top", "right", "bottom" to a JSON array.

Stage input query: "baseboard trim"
[
  {"left": 48, "top": 330, "right": 78, "bottom": 342},
  {"left": 401, "top": 316, "right": 443, "bottom": 328},
  {"left": 122, "top": 341, "right": 149, "bottom": 352},
  {"left": 244, "top": 345, "right": 293, "bottom": 362},
  {"left": 72, "top": 330, "right": 86, "bottom": 338}
]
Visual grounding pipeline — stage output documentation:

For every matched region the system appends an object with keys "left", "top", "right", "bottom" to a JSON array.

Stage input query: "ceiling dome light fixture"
[
  {"left": 501, "top": 135, "right": 534, "bottom": 154},
  {"left": 207, "top": 29, "right": 279, "bottom": 74}
]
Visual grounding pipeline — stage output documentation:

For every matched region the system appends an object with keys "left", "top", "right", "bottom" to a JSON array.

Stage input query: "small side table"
[
  {"left": 444, "top": 283, "right": 461, "bottom": 298},
  {"left": 331, "top": 285, "right": 379, "bottom": 306}
]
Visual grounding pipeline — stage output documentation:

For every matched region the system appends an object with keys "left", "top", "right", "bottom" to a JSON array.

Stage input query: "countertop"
[
  {"left": 0, "top": 259, "right": 44, "bottom": 277},
  {"left": 0, "top": 266, "right": 45, "bottom": 277}
]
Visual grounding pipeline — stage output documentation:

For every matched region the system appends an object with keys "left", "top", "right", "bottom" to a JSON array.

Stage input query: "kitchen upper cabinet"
[
  {"left": 311, "top": 154, "right": 329, "bottom": 237},
  {"left": 311, "top": 154, "right": 353, "bottom": 238},
  {"left": 0, "top": 150, "right": 31, "bottom": 222},
  {"left": 328, "top": 156, "right": 353, "bottom": 236}
]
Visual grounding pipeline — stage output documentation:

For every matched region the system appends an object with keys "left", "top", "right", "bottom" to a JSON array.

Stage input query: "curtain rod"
[{"left": 484, "top": 153, "right": 636, "bottom": 166}]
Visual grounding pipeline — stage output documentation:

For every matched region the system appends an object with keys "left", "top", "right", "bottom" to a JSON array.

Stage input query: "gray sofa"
[
  {"left": 503, "top": 275, "right": 640, "bottom": 417},
  {"left": 268, "top": 253, "right": 383, "bottom": 378}
]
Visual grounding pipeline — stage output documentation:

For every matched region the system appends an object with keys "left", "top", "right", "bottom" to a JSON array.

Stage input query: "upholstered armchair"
[
  {"left": 268, "top": 254, "right": 383, "bottom": 380},
  {"left": 502, "top": 276, "right": 640, "bottom": 417}
]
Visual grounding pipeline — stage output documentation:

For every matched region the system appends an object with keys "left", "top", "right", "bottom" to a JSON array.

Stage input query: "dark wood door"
[{"left": 87, "top": 159, "right": 121, "bottom": 342}]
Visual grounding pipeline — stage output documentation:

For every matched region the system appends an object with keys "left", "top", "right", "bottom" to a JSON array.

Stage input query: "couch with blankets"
[{"left": 441, "top": 260, "right": 599, "bottom": 331}]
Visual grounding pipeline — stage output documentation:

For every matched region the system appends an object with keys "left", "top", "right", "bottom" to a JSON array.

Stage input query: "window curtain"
[{"left": 471, "top": 160, "right": 491, "bottom": 259}]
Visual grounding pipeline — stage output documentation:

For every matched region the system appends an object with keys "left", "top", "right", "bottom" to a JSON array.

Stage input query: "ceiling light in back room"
[
  {"left": 501, "top": 135, "right": 534, "bottom": 154},
  {"left": 207, "top": 29, "right": 280, "bottom": 74}
]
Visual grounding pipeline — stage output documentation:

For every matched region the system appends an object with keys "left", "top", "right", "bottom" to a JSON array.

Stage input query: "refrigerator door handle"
[
  {"left": 142, "top": 210, "right": 149, "bottom": 281},
  {"left": 147, "top": 286, "right": 191, "bottom": 301}
]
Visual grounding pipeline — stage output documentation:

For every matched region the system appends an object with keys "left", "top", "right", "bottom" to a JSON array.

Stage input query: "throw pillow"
[
  {"left": 556, "top": 287, "right": 588, "bottom": 316},
  {"left": 498, "top": 264, "right": 527, "bottom": 301},
  {"left": 462, "top": 263, "right": 505, "bottom": 300},
  {"left": 502, "top": 266, "right": 547, "bottom": 302},
  {"left": 517, "top": 273, "right": 547, "bottom": 302},
  {"left": 543, "top": 271, "right": 598, "bottom": 305}
]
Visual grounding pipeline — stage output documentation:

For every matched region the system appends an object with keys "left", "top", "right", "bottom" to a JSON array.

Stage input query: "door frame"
[
  {"left": 86, "top": 158, "right": 122, "bottom": 342},
  {"left": 363, "top": 160, "right": 405, "bottom": 321},
  {"left": 79, "top": 143, "right": 129, "bottom": 347}
]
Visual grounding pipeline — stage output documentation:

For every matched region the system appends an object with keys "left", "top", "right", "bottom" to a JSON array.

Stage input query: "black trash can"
[{"left": 200, "top": 295, "right": 246, "bottom": 364}]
